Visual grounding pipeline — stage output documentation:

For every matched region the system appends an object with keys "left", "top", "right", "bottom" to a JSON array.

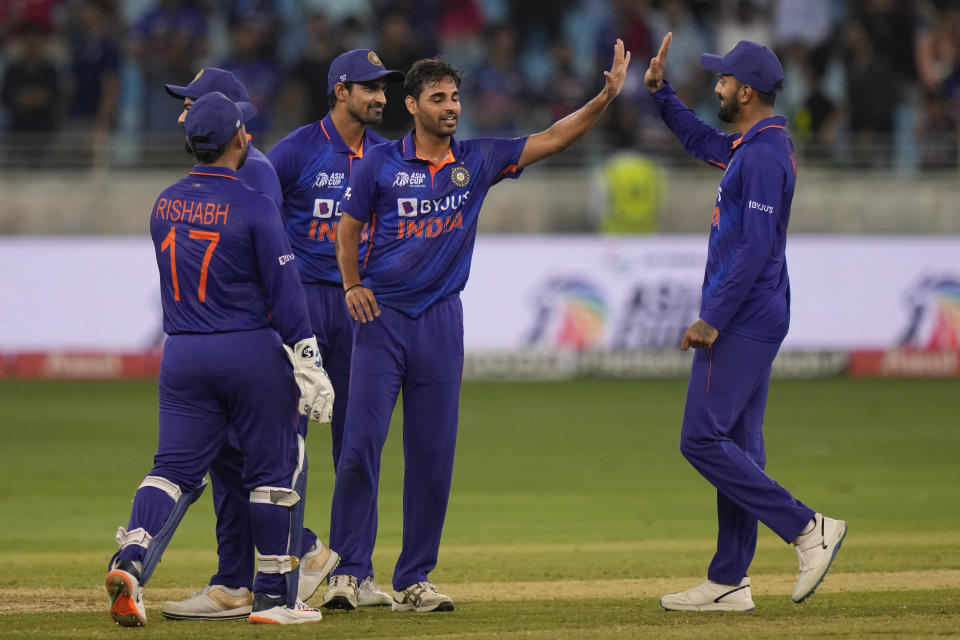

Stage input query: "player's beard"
[
  {"left": 717, "top": 93, "right": 739, "bottom": 123},
  {"left": 348, "top": 100, "right": 383, "bottom": 126}
]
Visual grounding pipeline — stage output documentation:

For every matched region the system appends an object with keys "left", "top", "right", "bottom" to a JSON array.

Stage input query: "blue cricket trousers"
[
  {"left": 680, "top": 331, "right": 815, "bottom": 585},
  {"left": 119, "top": 328, "right": 303, "bottom": 596},
  {"left": 207, "top": 282, "right": 351, "bottom": 589},
  {"left": 329, "top": 296, "right": 463, "bottom": 591}
]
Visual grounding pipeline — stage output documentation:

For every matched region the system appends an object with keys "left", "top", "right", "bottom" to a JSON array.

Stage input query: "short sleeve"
[
  {"left": 473, "top": 136, "right": 528, "bottom": 185},
  {"left": 340, "top": 151, "right": 381, "bottom": 223}
]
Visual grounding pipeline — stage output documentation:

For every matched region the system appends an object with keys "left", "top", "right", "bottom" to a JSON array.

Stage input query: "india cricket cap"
[
  {"left": 700, "top": 40, "right": 784, "bottom": 94},
  {"left": 164, "top": 67, "right": 250, "bottom": 102},
  {"left": 184, "top": 91, "right": 256, "bottom": 150},
  {"left": 327, "top": 49, "right": 404, "bottom": 93}
]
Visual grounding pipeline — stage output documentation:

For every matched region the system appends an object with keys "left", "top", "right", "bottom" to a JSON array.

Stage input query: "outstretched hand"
[
  {"left": 601, "top": 38, "right": 632, "bottom": 101},
  {"left": 644, "top": 32, "right": 672, "bottom": 92}
]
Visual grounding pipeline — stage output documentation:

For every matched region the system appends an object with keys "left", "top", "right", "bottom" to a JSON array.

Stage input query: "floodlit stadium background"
[{"left": 2, "top": 0, "right": 959, "bottom": 378}]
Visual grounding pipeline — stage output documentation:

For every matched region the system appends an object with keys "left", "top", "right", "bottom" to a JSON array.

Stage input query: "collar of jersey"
[
  {"left": 731, "top": 116, "right": 787, "bottom": 151},
  {"left": 189, "top": 165, "right": 239, "bottom": 180},
  {"left": 320, "top": 113, "right": 366, "bottom": 157},
  {"left": 401, "top": 129, "right": 462, "bottom": 167}
]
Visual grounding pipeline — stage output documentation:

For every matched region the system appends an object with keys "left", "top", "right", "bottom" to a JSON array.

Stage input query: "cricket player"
[
  {"left": 104, "top": 92, "right": 334, "bottom": 626},
  {"left": 322, "top": 41, "right": 631, "bottom": 612},
  {"left": 645, "top": 33, "right": 846, "bottom": 611},
  {"left": 159, "top": 68, "right": 339, "bottom": 619},
  {"left": 266, "top": 49, "right": 404, "bottom": 607}
]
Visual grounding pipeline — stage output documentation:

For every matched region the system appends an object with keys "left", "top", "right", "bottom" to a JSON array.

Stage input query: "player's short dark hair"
[
  {"left": 753, "top": 87, "right": 777, "bottom": 107},
  {"left": 184, "top": 138, "right": 229, "bottom": 164},
  {"left": 404, "top": 57, "right": 462, "bottom": 99}
]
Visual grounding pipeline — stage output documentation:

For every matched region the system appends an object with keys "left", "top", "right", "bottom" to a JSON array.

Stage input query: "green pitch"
[{"left": 1, "top": 377, "right": 958, "bottom": 638}]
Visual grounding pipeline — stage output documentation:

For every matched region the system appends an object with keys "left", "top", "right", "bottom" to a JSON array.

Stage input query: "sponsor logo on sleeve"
[
  {"left": 747, "top": 200, "right": 774, "bottom": 214},
  {"left": 278, "top": 253, "right": 295, "bottom": 265}
]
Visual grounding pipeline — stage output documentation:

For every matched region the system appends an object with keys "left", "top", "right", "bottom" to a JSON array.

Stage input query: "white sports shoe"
[
  {"left": 357, "top": 576, "right": 393, "bottom": 607},
  {"left": 392, "top": 581, "right": 455, "bottom": 612},
  {"left": 660, "top": 577, "right": 755, "bottom": 612},
  {"left": 792, "top": 512, "right": 848, "bottom": 603},
  {"left": 321, "top": 574, "right": 359, "bottom": 610},
  {"left": 105, "top": 563, "right": 147, "bottom": 627},
  {"left": 161, "top": 584, "right": 253, "bottom": 620},
  {"left": 297, "top": 541, "right": 341, "bottom": 602},
  {"left": 247, "top": 594, "right": 323, "bottom": 624}
]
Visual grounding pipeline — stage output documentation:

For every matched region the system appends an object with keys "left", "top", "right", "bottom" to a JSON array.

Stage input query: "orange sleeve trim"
[
  {"left": 706, "top": 159, "right": 726, "bottom": 169},
  {"left": 496, "top": 164, "right": 519, "bottom": 179},
  {"left": 189, "top": 171, "right": 239, "bottom": 180}
]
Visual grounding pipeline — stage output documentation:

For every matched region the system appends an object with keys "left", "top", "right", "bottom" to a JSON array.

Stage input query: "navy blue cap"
[
  {"left": 327, "top": 49, "right": 404, "bottom": 93},
  {"left": 184, "top": 91, "right": 257, "bottom": 150},
  {"left": 165, "top": 67, "right": 250, "bottom": 102},
  {"left": 700, "top": 41, "right": 784, "bottom": 94}
]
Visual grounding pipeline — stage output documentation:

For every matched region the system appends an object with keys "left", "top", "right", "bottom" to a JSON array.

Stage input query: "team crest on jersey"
[
  {"left": 451, "top": 166, "right": 470, "bottom": 187},
  {"left": 314, "top": 171, "right": 345, "bottom": 188},
  {"left": 368, "top": 51, "right": 384, "bottom": 67}
]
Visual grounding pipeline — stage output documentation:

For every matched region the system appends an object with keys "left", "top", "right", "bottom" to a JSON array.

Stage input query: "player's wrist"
[{"left": 343, "top": 283, "right": 363, "bottom": 297}]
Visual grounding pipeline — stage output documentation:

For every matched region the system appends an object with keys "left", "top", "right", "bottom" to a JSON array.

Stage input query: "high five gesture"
[{"left": 644, "top": 31, "right": 672, "bottom": 92}]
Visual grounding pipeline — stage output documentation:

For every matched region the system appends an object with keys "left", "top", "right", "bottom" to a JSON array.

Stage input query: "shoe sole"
[
  {"left": 298, "top": 550, "right": 342, "bottom": 602},
  {"left": 793, "top": 521, "right": 848, "bottom": 603},
  {"left": 248, "top": 613, "right": 323, "bottom": 625},
  {"left": 105, "top": 570, "right": 145, "bottom": 627},
  {"left": 392, "top": 601, "right": 455, "bottom": 612},
  {"left": 321, "top": 595, "right": 357, "bottom": 611},
  {"left": 659, "top": 599, "right": 755, "bottom": 612},
  {"left": 161, "top": 609, "right": 252, "bottom": 621}
]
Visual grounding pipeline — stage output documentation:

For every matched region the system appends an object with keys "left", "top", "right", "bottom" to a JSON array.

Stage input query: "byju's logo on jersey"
[
  {"left": 313, "top": 198, "right": 339, "bottom": 219},
  {"left": 398, "top": 198, "right": 418, "bottom": 217},
  {"left": 393, "top": 171, "right": 427, "bottom": 187},
  {"left": 314, "top": 171, "right": 345, "bottom": 188}
]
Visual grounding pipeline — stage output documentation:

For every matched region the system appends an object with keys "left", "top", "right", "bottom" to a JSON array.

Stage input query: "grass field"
[{"left": 1, "top": 377, "right": 958, "bottom": 638}]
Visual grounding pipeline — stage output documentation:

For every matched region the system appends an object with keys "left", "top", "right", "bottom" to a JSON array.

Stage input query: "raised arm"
[
  {"left": 517, "top": 39, "right": 631, "bottom": 169},
  {"left": 646, "top": 32, "right": 737, "bottom": 168}
]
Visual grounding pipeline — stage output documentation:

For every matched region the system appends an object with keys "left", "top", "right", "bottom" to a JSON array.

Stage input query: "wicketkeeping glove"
[{"left": 283, "top": 336, "right": 334, "bottom": 423}]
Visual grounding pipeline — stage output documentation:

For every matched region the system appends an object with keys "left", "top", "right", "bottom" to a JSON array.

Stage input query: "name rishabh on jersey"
[
  {"left": 267, "top": 114, "right": 388, "bottom": 284},
  {"left": 149, "top": 165, "right": 311, "bottom": 344},
  {"left": 342, "top": 131, "right": 528, "bottom": 318}
]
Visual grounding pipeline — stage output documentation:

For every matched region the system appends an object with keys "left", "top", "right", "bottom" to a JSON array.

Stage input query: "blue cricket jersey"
[
  {"left": 149, "top": 165, "right": 312, "bottom": 344},
  {"left": 267, "top": 114, "right": 389, "bottom": 284},
  {"left": 341, "top": 130, "right": 527, "bottom": 318},
  {"left": 240, "top": 142, "right": 284, "bottom": 212},
  {"left": 652, "top": 82, "right": 795, "bottom": 342}
]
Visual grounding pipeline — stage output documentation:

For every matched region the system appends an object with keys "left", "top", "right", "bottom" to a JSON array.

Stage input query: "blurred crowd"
[{"left": 2, "top": 0, "right": 960, "bottom": 171}]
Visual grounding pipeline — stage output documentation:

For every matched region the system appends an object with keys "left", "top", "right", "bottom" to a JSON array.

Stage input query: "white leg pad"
[
  {"left": 138, "top": 475, "right": 182, "bottom": 502},
  {"left": 250, "top": 486, "right": 300, "bottom": 507},
  {"left": 257, "top": 554, "right": 300, "bottom": 574},
  {"left": 115, "top": 526, "right": 152, "bottom": 550}
]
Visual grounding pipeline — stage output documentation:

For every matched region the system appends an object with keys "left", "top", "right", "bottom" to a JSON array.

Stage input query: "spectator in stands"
[
  {"left": 220, "top": 18, "right": 283, "bottom": 133},
  {"left": 468, "top": 23, "right": 529, "bottom": 136},
  {"left": 844, "top": 20, "right": 898, "bottom": 167},
  {"left": 1, "top": 21, "right": 60, "bottom": 135},
  {"left": 65, "top": 0, "right": 121, "bottom": 162},
  {"left": 129, "top": 0, "right": 208, "bottom": 131},
  {"left": 376, "top": 11, "right": 425, "bottom": 136},
  {"left": 286, "top": 12, "right": 339, "bottom": 126},
  {"left": 915, "top": 90, "right": 959, "bottom": 170}
]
